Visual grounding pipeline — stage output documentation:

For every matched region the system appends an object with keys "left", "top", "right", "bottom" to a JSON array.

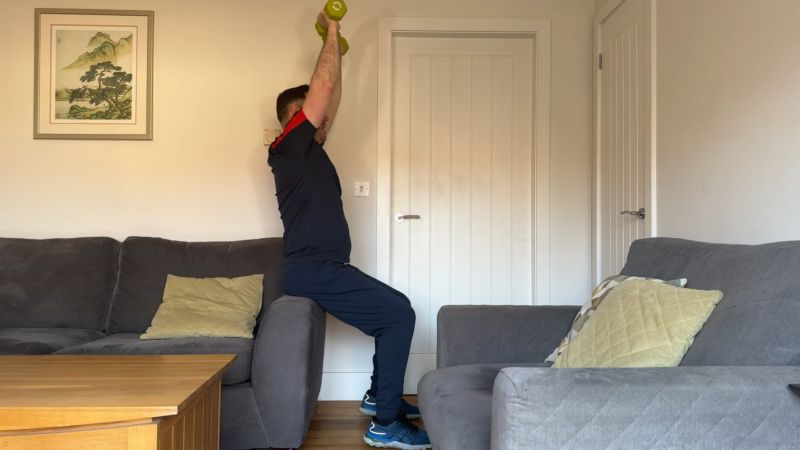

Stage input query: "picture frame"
[{"left": 34, "top": 9, "right": 154, "bottom": 140}]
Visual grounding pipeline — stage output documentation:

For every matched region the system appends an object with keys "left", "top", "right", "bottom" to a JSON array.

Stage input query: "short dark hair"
[{"left": 276, "top": 84, "right": 309, "bottom": 124}]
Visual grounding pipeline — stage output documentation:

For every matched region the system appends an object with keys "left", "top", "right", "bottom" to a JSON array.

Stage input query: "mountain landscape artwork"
[
  {"left": 54, "top": 29, "right": 136, "bottom": 121},
  {"left": 35, "top": 9, "right": 153, "bottom": 139}
]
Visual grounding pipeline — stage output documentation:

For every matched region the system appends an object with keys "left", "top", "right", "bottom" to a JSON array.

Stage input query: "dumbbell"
[
  {"left": 316, "top": 23, "right": 349, "bottom": 55},
  {"left": 315, "top": 0, "right": 349, "bottom": 55},
  {"left": 324, "top": 0, "right": 347, "bottom": 21}
]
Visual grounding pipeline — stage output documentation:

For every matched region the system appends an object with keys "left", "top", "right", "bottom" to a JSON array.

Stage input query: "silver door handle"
[
  {"left": 395, "top": 214, "right": 421, "bottom": 223},
  {"left": 620, "top": 208, "right": 646, "bottom": 219}
]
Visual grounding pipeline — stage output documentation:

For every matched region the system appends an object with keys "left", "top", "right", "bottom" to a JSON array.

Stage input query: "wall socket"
[
  {"left": 263, "top": 129, "right": 281, "bottom": 146},
  {"left": 354, "top": 181, "right": 369, "bottom": 197}
]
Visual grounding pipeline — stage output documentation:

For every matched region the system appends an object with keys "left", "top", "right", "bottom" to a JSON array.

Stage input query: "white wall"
[
  {"left": 656, "top": 0, "right": 800, "bottom": 244},
  {"left": 0, "top": 0, "right": 595, "bottom": 399}
]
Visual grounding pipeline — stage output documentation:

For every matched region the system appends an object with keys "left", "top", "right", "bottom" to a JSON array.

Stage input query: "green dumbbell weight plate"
[
  {"left": 339, "top": 36, "right": 349, "bottom": 55},
  {"left": 315, "top": 22, "right": 327, "bottom": 37},
  {"left": 324, "top": 0, "right": 348, "bottom": 22}
]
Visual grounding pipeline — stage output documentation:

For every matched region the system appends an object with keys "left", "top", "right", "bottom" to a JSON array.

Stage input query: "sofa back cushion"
[
  {"left": 0, "top": 237, "right": 121, "bottom": 330},
  {"left": 107, "top": 237, "right": 284, "bottom": 334},
  {"left": 621, "top": 238, "right": 800, "bottom": 366}
]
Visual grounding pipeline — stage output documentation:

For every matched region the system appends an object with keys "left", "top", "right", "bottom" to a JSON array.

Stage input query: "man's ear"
[{"left": 281, "top": 104, "right": 300, "bottom": 128}]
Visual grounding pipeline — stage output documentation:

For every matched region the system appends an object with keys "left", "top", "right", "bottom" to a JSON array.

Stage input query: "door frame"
[
  {"left": 376, "top": 17, "right": 553, "bottom": 305},
  {"left": 592, "top": 0, "right": 657, "bottom": 286}
]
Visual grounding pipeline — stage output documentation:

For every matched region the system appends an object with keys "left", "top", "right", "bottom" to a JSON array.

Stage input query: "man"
[{"left": 268, "top": 10, "right": 431, "bottom": 450}]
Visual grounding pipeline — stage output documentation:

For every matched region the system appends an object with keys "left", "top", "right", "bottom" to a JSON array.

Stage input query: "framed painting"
[{"left": 34, "top": 9, "right": 154, "bottom": 140}]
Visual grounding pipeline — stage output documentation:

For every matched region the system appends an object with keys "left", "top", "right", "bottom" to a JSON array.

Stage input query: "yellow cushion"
[
  {"left": 553, "top": 279, "right": 723, "bottom": 368},
  {"left": 140, "top": 274, "right": 264, "bottom": 340}
]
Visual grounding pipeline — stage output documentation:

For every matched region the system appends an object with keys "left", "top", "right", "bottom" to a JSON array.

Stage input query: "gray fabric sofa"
[
  {"left": 418, "top": 238, "right": 800, "bottom": 449},
  {"left": 0, "top": 236, "right": 325, "bottom": 450}
]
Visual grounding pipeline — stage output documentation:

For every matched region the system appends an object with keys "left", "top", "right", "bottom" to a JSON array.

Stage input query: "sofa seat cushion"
[
  {"left": 0, "top": 328, "right": 106, "bottom": 355},
  {"left": 54, "top": 333, "right": 253, "bottom": 385},
  {"left": 418, "top": 363, "right": 551, "bottom": 450}
]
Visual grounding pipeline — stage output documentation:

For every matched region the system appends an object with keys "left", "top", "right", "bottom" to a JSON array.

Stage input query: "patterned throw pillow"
[{"left": 544, "top": 275, "right": 688, "bottom": 363}]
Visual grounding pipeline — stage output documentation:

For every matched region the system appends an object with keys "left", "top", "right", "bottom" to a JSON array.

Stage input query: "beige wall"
[
  {"left": 656, "top": 0, "right": 800, "bottom": 244},
  {"left": 595, "top": 0, "right": 611, "bottom": 12},
  {"left": 0, "top": 0, "right": 595, "bottom": 397}
]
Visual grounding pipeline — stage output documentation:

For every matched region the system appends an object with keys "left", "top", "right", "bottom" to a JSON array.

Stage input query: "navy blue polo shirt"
[{"left": 268, "top": 110, "right": 352, "bottom": 263}]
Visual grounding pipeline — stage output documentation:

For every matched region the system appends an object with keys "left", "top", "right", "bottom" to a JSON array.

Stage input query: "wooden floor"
[{"left": 298, "top": 396, "right": 425, "bottom": 449}]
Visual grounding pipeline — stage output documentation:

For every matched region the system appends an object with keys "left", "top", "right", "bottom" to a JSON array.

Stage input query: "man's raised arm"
[
  {"left": 303, "top": 10, "right": 342, "bottom": 128},
  {"left": 323, "top": 51, "right": 343, "bottom": 136}
]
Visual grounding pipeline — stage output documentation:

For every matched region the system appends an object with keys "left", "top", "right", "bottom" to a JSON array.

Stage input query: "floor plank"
[{"left": 298, "top": 396, "right": 425, "bottom": 449}]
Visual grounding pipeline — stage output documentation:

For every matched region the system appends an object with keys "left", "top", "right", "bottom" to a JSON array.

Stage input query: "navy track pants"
[{"left": 282, "top": 261, "right": 416, "bottom": 420}]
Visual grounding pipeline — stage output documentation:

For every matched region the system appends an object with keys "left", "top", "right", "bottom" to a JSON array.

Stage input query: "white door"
[
  {"left": 598, "top": 0, "right": 651, "bottom": 280},
  {"left": 391, "top": 36, "right": 535, "bottom": 393}
]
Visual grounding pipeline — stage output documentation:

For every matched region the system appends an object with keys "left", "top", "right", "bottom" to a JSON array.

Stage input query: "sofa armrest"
[
  {"left": 437, "top": 305, "right": 579, "bottom": 368},
  {"left": 250, "top": 295, "right": 326, "bottom": 449},
  {"left": 492, "top": 366, "right": 800, "bottom": 450}
]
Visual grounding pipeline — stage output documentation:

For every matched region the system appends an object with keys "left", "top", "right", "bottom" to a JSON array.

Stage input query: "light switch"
[
  {"left": 263, "top": 129, "right": 281, "bottom": 146},
  {"left": 354, "top": 181, "right": 369, "bottom": 197}
]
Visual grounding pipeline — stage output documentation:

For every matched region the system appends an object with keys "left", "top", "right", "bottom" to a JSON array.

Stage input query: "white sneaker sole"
[
  {"left": 359, "top": 406, "right": 421, "bottom": 420},
  {"left": 359, "top": 405, "right": 377, "bottom": 416},
  {"left": 363, "top": 435, "right": 431, "bottom": 449}
]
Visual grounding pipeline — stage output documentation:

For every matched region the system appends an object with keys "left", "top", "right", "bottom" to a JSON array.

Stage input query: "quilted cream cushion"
[
  {"left": 140, "top": 274, "right": 264, "bottom": 340},
  {"left": 553, "top": 279, "right": 722, "bottom": 368},
  {"left": 545, "top": 275, "right": 688, "bottom": 362}
]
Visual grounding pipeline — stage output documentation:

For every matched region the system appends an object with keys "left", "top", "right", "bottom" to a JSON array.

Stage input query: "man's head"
[
  {"left": 276, "top": 84, "right": 309, "bottom": 128},
  {"left": 275, "top": 84, "right": 330, "bottom": 143}
]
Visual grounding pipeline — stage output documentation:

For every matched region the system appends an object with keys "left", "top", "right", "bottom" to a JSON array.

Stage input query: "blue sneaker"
[
  {"left": 359, "top": 391, "right": 421, "bottom": 419},
  {"left": 363, "top": 416, "right": 432, "bottom": 449}
]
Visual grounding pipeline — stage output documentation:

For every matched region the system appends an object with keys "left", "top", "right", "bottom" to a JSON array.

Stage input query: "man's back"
[{"left": 268, "top": 110, "right": 351, "bottom": 263}]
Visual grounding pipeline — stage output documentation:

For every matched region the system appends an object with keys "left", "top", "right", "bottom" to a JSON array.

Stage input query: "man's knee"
[{"left": 389, "top": 301, "right": 415, "bottom": 329}]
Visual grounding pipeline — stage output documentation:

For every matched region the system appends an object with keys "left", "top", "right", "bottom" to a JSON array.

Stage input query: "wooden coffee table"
[{"left": 0, "top": 354, "right": 236, "bottom": 450}]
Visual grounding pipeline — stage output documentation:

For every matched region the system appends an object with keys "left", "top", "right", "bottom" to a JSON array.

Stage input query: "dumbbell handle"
[
  {"left": 315, "top": 23, "right": 349, "bottom": 55},
  {"left": 315, "top": 22, "right": 328, "bottom": 38}
]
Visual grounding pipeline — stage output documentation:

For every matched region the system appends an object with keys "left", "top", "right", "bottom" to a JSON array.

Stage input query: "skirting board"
[{"left": 319, "top": 354, "right": 436, "bottom": 400}]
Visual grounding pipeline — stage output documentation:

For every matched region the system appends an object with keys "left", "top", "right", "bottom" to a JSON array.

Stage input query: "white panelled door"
[
  {"left": 391, "top": 36, "right": 535, "bottom": 393},
  {"left": 599, "top": 0, "right": 650, "bottom": 280}
]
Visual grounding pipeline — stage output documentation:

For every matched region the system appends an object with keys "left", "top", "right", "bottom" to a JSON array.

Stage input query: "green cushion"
[
  {"left": 140, "top": 274, "right": 263, "bottom": 340},
  {"left": 554, "top": 279, "right": 722, "bottom": 368}
]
